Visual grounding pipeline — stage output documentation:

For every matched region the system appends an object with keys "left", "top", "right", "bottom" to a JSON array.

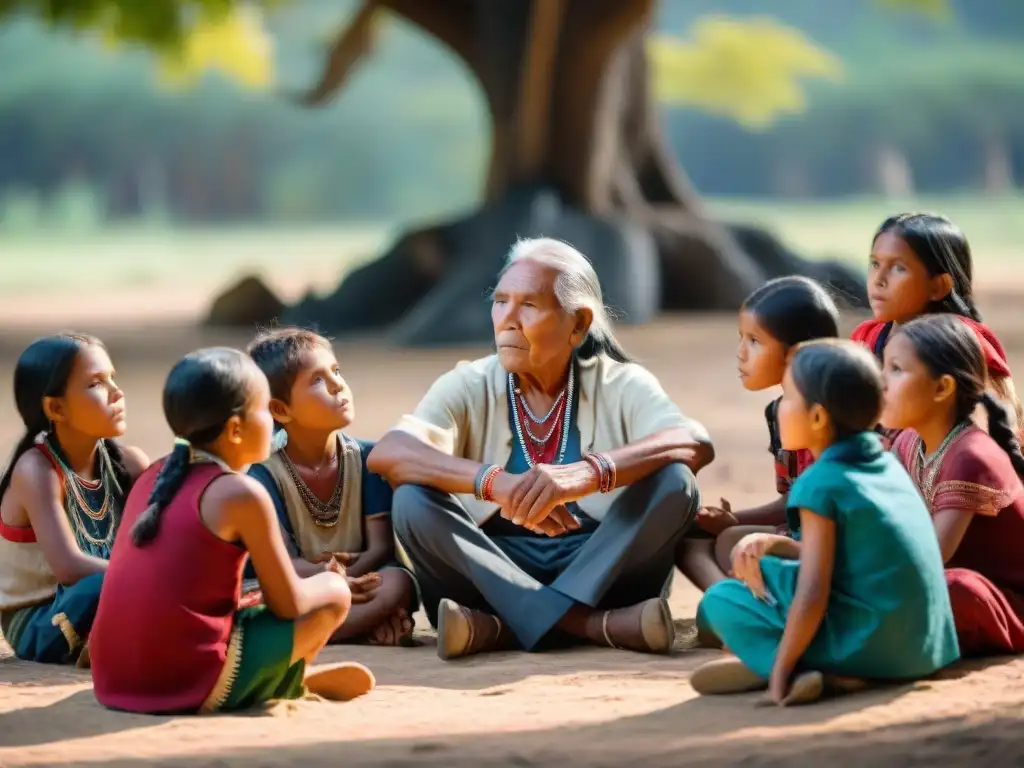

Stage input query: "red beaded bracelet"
[
  {"left": 585, "top": 453, "right": 616, "bottom": 493},
  {"left": 481, "top": 465, "right": 503, "bottom": 502}
]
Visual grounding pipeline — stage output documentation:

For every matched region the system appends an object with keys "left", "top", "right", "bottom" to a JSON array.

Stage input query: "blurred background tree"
[
  {"left": 2, "top": 0, "right": 1023, "bottom": 340},
  {"left": 1, "top": 0, "right": 1017, "bottom": 224}
]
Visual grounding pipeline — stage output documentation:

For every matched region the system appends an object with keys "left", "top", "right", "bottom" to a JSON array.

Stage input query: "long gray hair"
[{"left": 500, "top": 238, "right": 631, "bottom": 362}]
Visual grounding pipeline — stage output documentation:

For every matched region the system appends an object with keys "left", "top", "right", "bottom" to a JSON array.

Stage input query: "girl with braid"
[
  {"left": 0, "top": 333, "right": 148, "bottom": 666},
  {"left": 90, "top": 348, "right": 374, "bottom": 714},
  {"left": 883, "top": 315, "right": 1024, "bottom": 657}
]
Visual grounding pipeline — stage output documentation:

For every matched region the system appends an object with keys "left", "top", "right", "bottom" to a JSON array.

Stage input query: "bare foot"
[
  {"left": 367, "top": 608, "right": 415, "bottom": 646},
  {"left": 304, "top": 662, "right": 375, "bottom": 701},
  {"left": 76, "top": 640, "right": 91, "bottom": 670}
]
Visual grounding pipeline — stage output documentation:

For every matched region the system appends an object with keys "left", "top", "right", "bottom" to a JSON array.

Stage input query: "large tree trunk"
[{"left": 206, "top": 0, "right": 866, "bottom": 344}]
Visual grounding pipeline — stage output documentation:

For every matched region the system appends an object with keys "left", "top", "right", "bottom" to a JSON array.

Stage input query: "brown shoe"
[
  {"left": 778, "top": 671, "right": 824, "bottom": 706},
  {"left": 436, "top": 599, "right": 515, "bottom": 661},
  {"left": 691, "top": 656, "right": 766, "bottom": 695},
  {"left": 595, "top": 597, "right": 675, "bottom": 654}
]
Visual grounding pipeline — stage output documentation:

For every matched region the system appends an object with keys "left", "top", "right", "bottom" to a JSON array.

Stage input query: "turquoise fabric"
[{"left": 698, "top": 431, "right": 959, "bottom": 680}]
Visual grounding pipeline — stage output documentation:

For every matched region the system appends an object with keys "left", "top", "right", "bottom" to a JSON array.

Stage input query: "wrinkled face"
[
  {"left": 736, "top": 310, "right": 788, "bottom": 391},
  {"left": 491, "top": 260, "right": 586, "bottom": 376},
  {"left": 880, "top": 332, "right": 949, "bottom": 431},
  {"left": 46, "top": 344, "right": 126, "bottom": 439},
  {"left": 868, "top": 231, "right": 948, "bottom": 324},
  {"left": 275, "top": 346, "right": 353, "bottom": 432},
  {"left": 776, "top": 368, "right": 816, "bottom": 451}
]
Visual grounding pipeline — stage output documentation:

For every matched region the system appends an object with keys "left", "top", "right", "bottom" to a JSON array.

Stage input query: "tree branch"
[{"left": 292, "top": 0, "right": 381, "bottom": 106}]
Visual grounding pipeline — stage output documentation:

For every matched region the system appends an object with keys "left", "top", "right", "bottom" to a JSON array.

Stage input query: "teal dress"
[{"left": 697, "top": 431, "right": 959, "bottom": 680}]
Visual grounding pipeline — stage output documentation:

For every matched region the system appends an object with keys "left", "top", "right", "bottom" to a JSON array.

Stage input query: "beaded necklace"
[
  {"left": 278, "top": 436, "right": 346, "bottom": 528},
  {"left": 911, "top": 420, "right": 971, "bottom": 507},
  {"left": 508, "top": 363, "right": 575, "bottom": 467},
  {"left": 42, "top": 435, "right": 120, "bottom": 557}
]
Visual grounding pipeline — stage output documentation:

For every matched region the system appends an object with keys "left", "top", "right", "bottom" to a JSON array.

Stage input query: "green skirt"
[
  {"left": 1, "top": 573, "right": 104, "bottom": 664},
  {"left": 200, "top": 604, "right": 307, "bottom": 713}
]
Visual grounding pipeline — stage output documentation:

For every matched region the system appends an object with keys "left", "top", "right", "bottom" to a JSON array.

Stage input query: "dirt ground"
[{"left": 2, "top": 283, "right": 1024, "bottom": 766}]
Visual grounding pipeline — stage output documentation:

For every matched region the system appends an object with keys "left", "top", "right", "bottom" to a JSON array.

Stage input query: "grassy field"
[{"left": 1, "top": 194, "right": 1021, "bottom": 296}]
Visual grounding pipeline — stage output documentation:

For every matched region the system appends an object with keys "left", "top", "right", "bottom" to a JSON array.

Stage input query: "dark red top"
[
  {"left": 894, "top": 426, "right": 1024, "bottom": 593},
  {"left": 852, "top": 317, "right": 1011, "bottom": 378},
  {"left": 91, "top": 460, "right": 247, "bottom": 714}
]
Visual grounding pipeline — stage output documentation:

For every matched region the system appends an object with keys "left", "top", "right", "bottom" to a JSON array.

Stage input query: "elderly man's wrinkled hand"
[
  {"left": 524, "top": 505, "right": 578, "bottom": 537},
  {"left": 505, "top": 463, "right": 595, "bottom": 529}
]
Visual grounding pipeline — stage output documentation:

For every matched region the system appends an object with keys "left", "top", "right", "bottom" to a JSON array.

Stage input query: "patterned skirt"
[{"left": 198, "top": 604, "right": 306, "bottom": 713}]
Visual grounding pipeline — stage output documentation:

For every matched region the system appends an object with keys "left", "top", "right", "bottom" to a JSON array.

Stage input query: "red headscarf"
[{"left": 851, "top": 316, "right": 1011, "bottom": 379}]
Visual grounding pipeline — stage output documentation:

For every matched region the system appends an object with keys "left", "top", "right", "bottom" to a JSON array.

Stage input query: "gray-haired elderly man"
[{"left": 369, "top": 237, "right": 713, "bottom": 660}]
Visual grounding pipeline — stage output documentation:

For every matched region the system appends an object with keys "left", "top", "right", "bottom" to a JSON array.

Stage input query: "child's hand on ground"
[{"left": 695, "top": 498, "right": 739, "bottom": 535}]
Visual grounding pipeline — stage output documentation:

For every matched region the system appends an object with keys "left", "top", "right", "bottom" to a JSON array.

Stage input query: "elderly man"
[{"left": 368, "top": 238, "right": 713, "bottom": 660}]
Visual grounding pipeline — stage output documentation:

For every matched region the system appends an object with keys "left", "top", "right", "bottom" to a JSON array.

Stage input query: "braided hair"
[
  {"left": 132, "top": 348, "right": 264, "bottom": 546},
  {"left": 897, "top": 315, "right": 1024, "bottom": 477}
]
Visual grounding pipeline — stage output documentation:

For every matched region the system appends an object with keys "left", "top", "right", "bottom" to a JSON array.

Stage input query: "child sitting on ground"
[
  {"left": 90, "top": 348, "right": 373, "bottom": 713},
  {"left": 693, "top": 340, "right": 958, "bottom": 706},
  {"left": 247, "top": 328, "right": 417, "bottom": 646},
  {"left": 677, "top": 276, "right": 839, "bottom": 593},
  {"left": 0, "top": 333, "right": 148, "bottom": 666}
]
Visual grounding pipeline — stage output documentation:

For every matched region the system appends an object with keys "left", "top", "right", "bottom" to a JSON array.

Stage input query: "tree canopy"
[
  {"left": 0, "top": 0, "right": 1021, "bottom": 229},
  {"left": 0, "top": 0, "right": 950, "bottom": 124}
]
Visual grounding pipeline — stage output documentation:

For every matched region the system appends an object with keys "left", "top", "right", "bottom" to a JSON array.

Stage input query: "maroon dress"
[
  {"left": 893, "top": 425, "right": 1024, "bottom": 656},
  {"left": 91, "top": 461, "right": 247, "bottom": 712}
]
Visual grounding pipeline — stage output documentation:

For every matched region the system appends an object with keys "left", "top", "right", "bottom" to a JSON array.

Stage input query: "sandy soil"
[{"left": 2, "top": 284, "right": 1024, "bottom": 766}]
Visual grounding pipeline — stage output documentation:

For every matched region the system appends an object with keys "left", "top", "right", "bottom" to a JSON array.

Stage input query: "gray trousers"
[{"left": 391, "top": 463, "right": 700, "bottom": 651}]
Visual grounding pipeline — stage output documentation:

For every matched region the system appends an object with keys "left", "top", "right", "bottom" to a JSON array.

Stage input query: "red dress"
[
  {"left": 851, "top": 317, "right": 1011, "bottom": 378},
  {"left": 893, "top": 426, "right": 1024, "bottom": 656},
  {"left": 90, "top": 460, "right": 247, "bottom": 713}
]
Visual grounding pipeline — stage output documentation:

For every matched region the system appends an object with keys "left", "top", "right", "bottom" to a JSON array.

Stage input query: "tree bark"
[{"left": 206, "top": 0, "right": 866, "bottom": 343}]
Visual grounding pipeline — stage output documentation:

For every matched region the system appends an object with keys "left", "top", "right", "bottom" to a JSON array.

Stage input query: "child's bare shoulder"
[
  {"left": 11, "top": 447, "right": 59, "bottom": 490},
  {"left": 6, "top": 450, "right": 62, "bottom": 521},
  {"left": 202, "top": 472, "right": 275, "bottom": 515},
  {"left": 119, "top": 445, "right": 151, "bottom": 480}
]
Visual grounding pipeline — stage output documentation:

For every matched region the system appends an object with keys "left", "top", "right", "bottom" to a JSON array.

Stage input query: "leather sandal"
[
  {"left": 436, "top": 598, "right": 515, "bottom": 661},
  {"left": 595, "top": 597, "right": 675, "bottom": 654},
  {"left": 691, "top": 656, "right": 766, "bottom": 695}
]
